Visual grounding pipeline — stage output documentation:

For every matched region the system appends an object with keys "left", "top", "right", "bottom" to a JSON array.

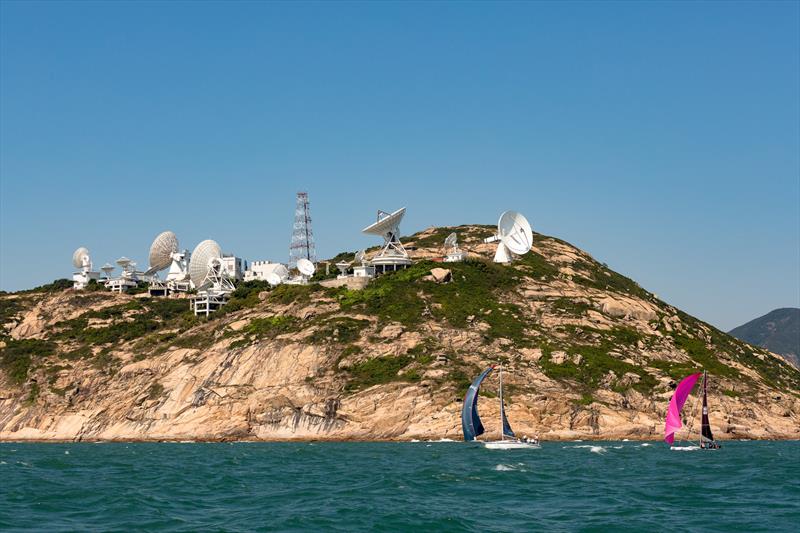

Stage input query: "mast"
[
  {"left": 701, "top": 369, "right": 714, "bottom": 445},
  {"left": 499, "top": 366, "right": 504, "bottom": 442}
]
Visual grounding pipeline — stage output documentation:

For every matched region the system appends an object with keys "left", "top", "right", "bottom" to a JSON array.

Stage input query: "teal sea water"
[{"left": 1, "top": 441, "right": 798, "bottom": 532}]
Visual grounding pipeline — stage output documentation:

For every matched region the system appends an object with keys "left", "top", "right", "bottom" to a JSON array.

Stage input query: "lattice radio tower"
[{"left": 289, "top": 192, "right": 316, "bottom": 269}]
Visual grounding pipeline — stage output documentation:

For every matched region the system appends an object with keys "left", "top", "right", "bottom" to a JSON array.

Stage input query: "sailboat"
[
  {"left": 461, "top": 365, "right": 540, "bottom": 449},
  {"left": 664, "top": 370, "right": 721, "bottom": 450}
]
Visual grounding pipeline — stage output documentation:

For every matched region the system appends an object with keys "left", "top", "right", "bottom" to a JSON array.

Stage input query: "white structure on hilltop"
[
  {"left": 352, "top": 250, "right": 375, "bottom": 278},
  {"left": 71, "top": 247, "right": 100, "bottom": 289},
  {"left": 189, "top": 239, "right": 236, "bottom": 316},
  {"left": 283, "top": 258, "right": 315, "bottom": 285},
  {"left": 362, "top": 208, "right": 412, "bottom": 275},
  {"left": 244, "top": 260, "right": 289, "bottom": 283},
  {"left": 144, "top": 231, "right": 192, "bottom": 296},
  {"left": 443, "top": 232, "right": 466, "bottom": 263},
  {"left": 221, "top": 255, "right": 245, "bottom": 282},
  {"left": 483, "top": 211, "right": 534, "bottom": 264},
  {"left": 105, "top": 256, "right": 140, "bottom": 293}
]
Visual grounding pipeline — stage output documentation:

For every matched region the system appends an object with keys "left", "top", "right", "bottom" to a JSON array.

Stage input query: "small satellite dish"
[
  {"left": 266, "top": 272, "right": 282, "bottom": 287},
  {"left": 272, "top": 264, "right": 289, "bottom": 281},
  {"left": 116, "top": 256, "right": 132, "bottom": 268},
  {"left": 72, "top": 247, "right": 90, "bottom": 269},
  {"left": 100, "top": 263, "right": 115, "bottom": 278},
  {"left": 444, "top": 233, "right": 457, "bottom": 249},
  {"left": 335, "top": 261, "right": 352, "bottom": 274},
  {"left": 355, "top": 250, "right": 366, "bottom": 264},
  {"left": 484, "top": 211, "right": 533, "bottom": 263},
  {"left": 297, "top": 258, "right": 316, "bottom": 277},
  {"left": 148, "top": 231, "right": 179, "bottom": 273}
]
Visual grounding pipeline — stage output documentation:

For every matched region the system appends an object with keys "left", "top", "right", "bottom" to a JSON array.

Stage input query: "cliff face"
[{"left": 2, "top": 226, "right": 799, "bottom": 442}]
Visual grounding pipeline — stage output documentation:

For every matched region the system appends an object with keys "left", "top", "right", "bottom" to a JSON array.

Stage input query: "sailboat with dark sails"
[
  {"left": 664, "top": 369, "right": 721, "bottom": 450},
  {"left": 461, "top": 365, "right": 540, "bottom": 449}
]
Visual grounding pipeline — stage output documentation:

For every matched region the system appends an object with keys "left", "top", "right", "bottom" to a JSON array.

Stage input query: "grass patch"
[
  {"left": 1, "top": 338, "right": 55, "bottom": 384},
  {"left": 670, "top": 334, "right": 740, "bottom": 379},
  {"left": 308, "top": 317, "right": 369, "bottom": 344},
  {"left": 343, "top": 355, "right": 414, "bottom": 391},
  {"left": 539, "top": 344, "right": 657, "bottom": 394},
  {"left": 147, "top": 382, "right": 165, "bottom": 400}
]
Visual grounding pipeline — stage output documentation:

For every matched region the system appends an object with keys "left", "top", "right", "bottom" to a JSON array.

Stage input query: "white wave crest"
[{"left": 670, "top": 446, "right": 700, "bottom": 451}]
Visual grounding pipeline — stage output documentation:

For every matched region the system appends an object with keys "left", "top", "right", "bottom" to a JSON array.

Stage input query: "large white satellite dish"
[
  {"left": 361, "top": 208, "right": 412, "bottom": 272},
  {"left": 362, "top": 207, "right": 406, "bottom": 237},
  {"left": 189, "top": 240, "right": 223, "bottom": 289},
  {"left": 484, "top": 211, "right": 533, "bottom": 263},
  {"left": 266, "top": 272, "right": 282, "bottom": 287},
  {"left": 297, "top": 258, "right": 316, "bottom": 277},
  {"left": 147, "top": 231, "right": 179, "bottom": 274},
  {"left": 355, "top": 250, "right": 366, "bottom": 265},
  {"left": 444, "top": 233, "right": 457, "bottom": 249},
  {"left": 72, "top": 247, "right": 90, "bottom": 269}
]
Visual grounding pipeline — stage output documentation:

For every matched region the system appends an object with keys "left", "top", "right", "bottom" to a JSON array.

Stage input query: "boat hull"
[{"left": 483, "top": 441, "right": 540, "bottom": 450}]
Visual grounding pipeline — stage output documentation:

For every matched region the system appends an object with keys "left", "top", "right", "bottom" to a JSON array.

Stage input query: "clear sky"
[{"left": 1, "top": 1, "right": 798, "bottom": 331}]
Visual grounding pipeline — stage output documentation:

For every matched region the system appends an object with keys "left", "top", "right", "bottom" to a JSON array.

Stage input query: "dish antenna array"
[
  {"left": 483, "top": 211, "right": 533, "bottom": 263},
  {"left": 361, "top": 208, "right": 412, "bottom": 274},
  {"left": 444, "top": 232, "right": 466, "bottom": 263},
  {"left": 145, "top": 231, "right": 191, "bottom": 293},
  {"left": 71, "top": 247, "right": 100, "bottom": 289}
]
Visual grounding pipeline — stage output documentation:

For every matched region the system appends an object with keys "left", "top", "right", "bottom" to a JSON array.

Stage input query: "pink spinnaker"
[{"left": 664, "top": 372, "right": 702, "bottom": 444}]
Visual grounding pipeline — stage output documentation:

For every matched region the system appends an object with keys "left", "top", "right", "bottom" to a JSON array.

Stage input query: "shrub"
[
  {"left": 343, "top": 355, "right": 414, "bottom": 391},
  {"left": 1, "top": 338, "right": 55, "bottom": 384}
]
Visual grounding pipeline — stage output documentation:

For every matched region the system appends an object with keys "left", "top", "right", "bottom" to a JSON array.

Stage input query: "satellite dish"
[
  {"left": 188, "top": 239, "right": 223, "bottom": 289},
  {"left": 355, "top": 250, "right": 366, "bottom": 264},
  {"left": 444, "top": 232, "right": 457, "bottom": 248},
  {"left": 272, "top": 264, "right": 289, "bottom": 280},
  {"left": 100, "top": 263, "right": 114, "bottom": 278},
  {"left": 116, "top": 256, "right": 132, "bottom": 268},
  {"left": 335, "top": 261, "right": 352, "bottom": 274},
  {"left": 362, "top": 207, "right": 406, "bottom": 237},
  {"left": 484, "top": 211, "right": 533, "bottom": 263},
  {"left": 297, "top": 258, "right": 316, "bottom": 277},
  {"left": 148, "top": 231, "right": 179, "bottom": 273},
  {"left": 72, "top": 247, "right": 90, "bottom": 269},
  {"left": 266, "top": 272, "right": 282, "bottom": 286}
]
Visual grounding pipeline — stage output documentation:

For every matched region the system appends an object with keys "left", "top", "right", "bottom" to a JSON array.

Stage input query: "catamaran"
[
  {"left": 664, "top": 370, "right": 721, "bottom": 450},
  {"left": 461, "top": 365, "right": 540, "bottom": 449}
]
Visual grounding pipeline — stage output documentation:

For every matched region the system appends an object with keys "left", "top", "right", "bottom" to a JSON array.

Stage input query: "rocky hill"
[
  {"left": 729, "top": 308, "right": 800, "bottom": 369},
  {"left": 2, "top": 226, "right": 799, "bottom": 442}
]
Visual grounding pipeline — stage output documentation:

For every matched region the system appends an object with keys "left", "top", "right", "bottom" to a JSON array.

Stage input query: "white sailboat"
[{"left": 462, "top": 365, "right": 540, "bottom": 449}]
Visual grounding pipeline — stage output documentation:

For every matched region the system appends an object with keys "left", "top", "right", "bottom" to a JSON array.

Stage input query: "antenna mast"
[{"left": 289, "top": 192, "right": 316, "bottom": 269}]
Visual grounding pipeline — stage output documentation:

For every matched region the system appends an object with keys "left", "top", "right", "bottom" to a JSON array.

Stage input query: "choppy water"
[{"left": 1, "top": 441, "right": 798, "bottom": 532}]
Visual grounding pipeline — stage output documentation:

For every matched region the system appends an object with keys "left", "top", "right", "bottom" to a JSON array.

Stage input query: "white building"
[
  {"left": 244, "top": 260, "right": 288, "bottom": 282},
  {"left": 221, "top": 255, "right": 245, "bottom": 281}
]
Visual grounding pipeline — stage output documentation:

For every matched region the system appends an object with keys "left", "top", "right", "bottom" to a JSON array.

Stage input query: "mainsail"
[
  {"left": 701, "top": 371, "right": 714, "bottom": 443},
  {"left": 664, "top": 372, "right": 702, "bottom": 444},
  {"left": 500, "top": 400, "right": 515, "bottom": 438},
  {"left": 461, "top": 366, "right": 494, "bottom": 441},
  {"left": 498, "top": 368, "right": 515, "bottom": 439}
]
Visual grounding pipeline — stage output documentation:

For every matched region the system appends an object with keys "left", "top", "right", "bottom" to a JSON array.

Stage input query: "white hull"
[{"left": 483, "top": 441, "right": 540, "bottom": 450}]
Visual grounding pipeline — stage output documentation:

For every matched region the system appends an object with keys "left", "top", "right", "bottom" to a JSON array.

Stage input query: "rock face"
[{"left": 2, "top": 225, "right": 800, "bottom": 442}]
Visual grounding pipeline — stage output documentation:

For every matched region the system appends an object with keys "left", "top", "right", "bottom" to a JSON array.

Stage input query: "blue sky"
[{"left": 1, "top": 1, "right": 798, "bottom": 331}]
